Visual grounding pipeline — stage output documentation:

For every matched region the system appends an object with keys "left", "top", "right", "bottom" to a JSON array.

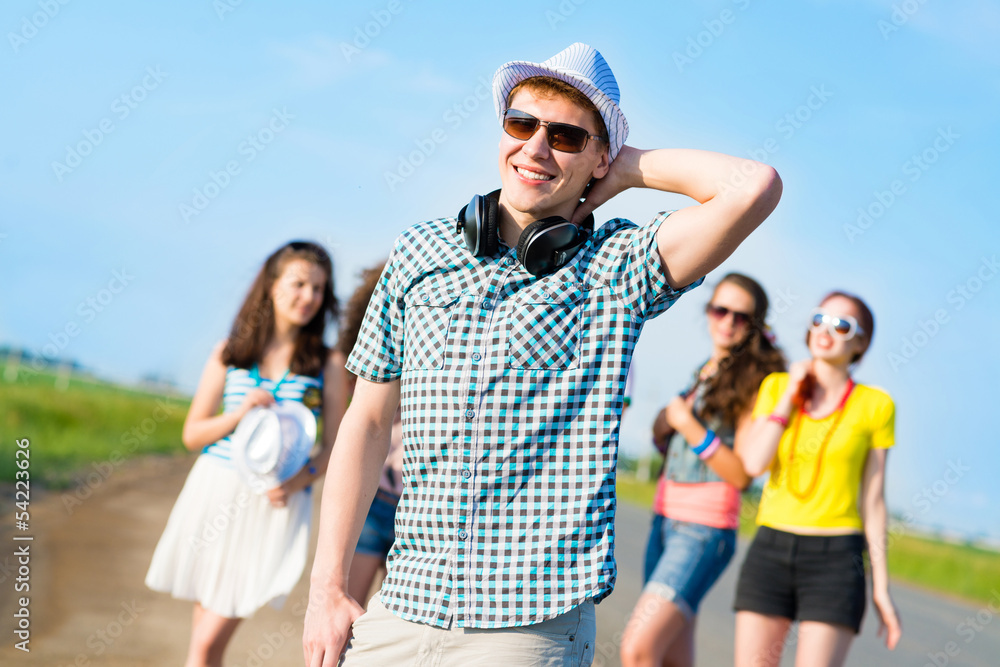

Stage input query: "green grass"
[
  {"left": 0, "top": 362, "right": 190, "bottom": 487},
  {"left": 887, "top": 534, "right": 1000, "bottom": 605},
  {"left": 616, "top": 475, "right": 1000, "bottom": 606},
  {"left": 4, "top": 361, "right": 999, "bottom": 606}
]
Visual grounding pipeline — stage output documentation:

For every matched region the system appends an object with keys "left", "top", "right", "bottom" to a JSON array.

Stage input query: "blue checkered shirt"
[{"left": 346, "top": 212, "right": 702, "bottom": 629}]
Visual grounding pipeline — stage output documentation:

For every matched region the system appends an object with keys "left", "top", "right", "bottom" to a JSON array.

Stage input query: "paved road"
[
  {"left": 2, "top": 455, "right": 997, "bottom": 666},
  {"left": 596, "top": 501, "right": 1000, "bottom": 666}
]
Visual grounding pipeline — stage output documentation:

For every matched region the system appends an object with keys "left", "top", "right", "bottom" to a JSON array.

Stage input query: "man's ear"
[{"left": 591, "top": 148, "right": 610, "bottom": 180}]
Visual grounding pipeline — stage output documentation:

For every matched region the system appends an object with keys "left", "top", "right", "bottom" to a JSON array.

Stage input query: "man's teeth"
[{"left": 516, "top": 167, "right": 553, "bottom": 181}]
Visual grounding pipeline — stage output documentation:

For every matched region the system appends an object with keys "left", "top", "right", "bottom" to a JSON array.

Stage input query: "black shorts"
[{"left": 733, "top": 526, "right": 867, "bottom": 633}]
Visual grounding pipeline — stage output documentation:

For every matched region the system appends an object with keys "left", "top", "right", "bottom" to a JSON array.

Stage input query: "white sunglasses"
[{"left": 809, "top": 309, "right": 865, "bottom": 341}]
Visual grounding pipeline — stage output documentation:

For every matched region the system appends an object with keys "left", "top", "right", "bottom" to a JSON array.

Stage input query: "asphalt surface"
[
  {"left": 2, "top": 455, "right": 997, "bottom": 666},
  {"left": 596, "top": 501, "right": 1000, "bottom": 666}
]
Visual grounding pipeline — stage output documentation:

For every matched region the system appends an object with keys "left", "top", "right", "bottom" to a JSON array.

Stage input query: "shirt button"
[
  {"left": 462, "top": 469, "right": 471, "bottom": 479},
  {"left": 482, "top": 300, "right": 493, "bottom": 310},
  {"left": 421, "top": 294, "right": 429, "bottom": 302},
  {"left": 465, "top": 409, "right": 475, "bottom": 420},
  {"left": 503, "top": 257, "right": 513, "bottom": 266},
  {"left": 458, "top": 530, "right": 468, "bottom": 540},
  {"left": 472, "top": 352, "right": 482, "bottom": 362}
]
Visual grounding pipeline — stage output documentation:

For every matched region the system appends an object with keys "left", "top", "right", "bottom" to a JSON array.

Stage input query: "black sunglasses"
[
  {"left": 502, "top": 109, "right": 606, "bottom": 154},
  {"left": 706, "top": 304, "right": 753, "bottom": 326}
]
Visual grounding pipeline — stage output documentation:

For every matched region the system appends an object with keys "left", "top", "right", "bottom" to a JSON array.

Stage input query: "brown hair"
[
  {"left": 336, "top": 261, "right": 387, "bottom": 366},
  {"left": 507, "top": 76, "right": 608, "bottom": 141},
  {"left": 222, "top": 241, "right": 338, "bottom": 377},
  {"left": 806, "top": 290, "right": 875, "bottom": 364},
  {"left": 699, "top": 273, "right": 787, "bottom": 427}
]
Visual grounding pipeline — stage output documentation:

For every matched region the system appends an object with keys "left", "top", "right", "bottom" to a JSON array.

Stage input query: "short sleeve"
[
  {"left": 751, "top": 372, "right": 787, "bottom": 421},
  {"left": 599, "top": 212, "right": 704, "bottom": 321},
  {"left": 345, "top": 244, "right": 405, "bottom": 382},
  {"left": 870, "top": 394, "right": 896, "bottom": 449}
]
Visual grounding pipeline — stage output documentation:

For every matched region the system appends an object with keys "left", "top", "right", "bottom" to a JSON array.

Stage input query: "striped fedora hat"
[{"left": 492, "top": 42, "right": 629, "bottom": 162}]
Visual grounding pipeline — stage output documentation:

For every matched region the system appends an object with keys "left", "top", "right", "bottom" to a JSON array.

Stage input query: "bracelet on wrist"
[
  {"left": 697, "top": 437, "right": 721, "bottom": 460},
  {"left": 691, "top": 429, "right": 716, "bottom": 456},
  {"left": 767, "top": 413, "right": 790, "bottom": 428}
]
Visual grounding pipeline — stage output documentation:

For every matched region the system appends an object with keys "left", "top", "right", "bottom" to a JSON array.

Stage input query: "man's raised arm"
[{"left": 572, "top": 145, "right": 782, "bottom": 289}]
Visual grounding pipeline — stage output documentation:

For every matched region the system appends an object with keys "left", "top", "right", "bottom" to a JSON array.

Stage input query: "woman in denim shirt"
[{"left": 621, "top": 273, "right": 785, "bottom": 667}]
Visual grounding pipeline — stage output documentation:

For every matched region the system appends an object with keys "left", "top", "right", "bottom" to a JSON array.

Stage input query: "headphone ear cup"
[
  {"left": 515, "top": 218, "right": 551, "bottom": 269},
  {"left": 517, "top": 216, "right": 590, "bottom": 277},
  {"left": 458, "top": 192, "right": 501, "bottom": 257},
  {"left": 480, "top": 194, "right": 500, "bottom": 258}
]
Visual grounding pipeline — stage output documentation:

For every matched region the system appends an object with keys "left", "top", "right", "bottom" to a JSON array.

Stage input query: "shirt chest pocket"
[
  {"left": 403, "top": 290, "right": 463, "bottom": 370},
  {"left": 507, "top": 282, "right": 586, "bottom": 371}
]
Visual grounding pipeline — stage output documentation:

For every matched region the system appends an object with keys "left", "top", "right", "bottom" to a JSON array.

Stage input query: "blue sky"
[{"left": 2, "top": 1, "right": 998, "bottom": 540}]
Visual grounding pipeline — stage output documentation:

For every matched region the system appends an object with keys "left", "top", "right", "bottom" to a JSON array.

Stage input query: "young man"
[{"left": 303, "top": 43, "right": 781, "bottom": 666}]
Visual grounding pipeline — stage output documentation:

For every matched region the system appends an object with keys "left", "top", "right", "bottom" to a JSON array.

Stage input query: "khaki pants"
[{"left": 342, "top": 595, "right": 596, "bottom": 666}]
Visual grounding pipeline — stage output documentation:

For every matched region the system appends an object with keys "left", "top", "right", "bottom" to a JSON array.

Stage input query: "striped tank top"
[{"left": 201, "top": 365, "right": 323, "bottom": 465}]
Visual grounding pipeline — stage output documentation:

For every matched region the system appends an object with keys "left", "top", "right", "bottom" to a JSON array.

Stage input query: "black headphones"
[{"left": 456, "top": 190, "right": 593, "bottom": 277}]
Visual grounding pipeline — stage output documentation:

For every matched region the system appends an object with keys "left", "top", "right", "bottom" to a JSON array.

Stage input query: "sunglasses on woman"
[
  {"left": 706, "top": 304, "right": 753, "bottom": 327},
  {"left": 502, "top": 109, "right": 606, "bottom": 153},
  {"left": 809, "top": 309, "right": 865, "bottom": 340}
]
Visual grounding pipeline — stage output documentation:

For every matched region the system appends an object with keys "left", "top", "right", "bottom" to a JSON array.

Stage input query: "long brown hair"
[
  {"left": 222, "top": 241, "right": 339, "bottom": 377},
  {"left": 336, "top": 261, "right": 386, "bottom": 365},
  {"left": 699, "top": 273, "right": 786, "bottom": 427}
]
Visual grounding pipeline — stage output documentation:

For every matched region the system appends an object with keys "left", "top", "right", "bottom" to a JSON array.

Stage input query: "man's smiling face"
[{"left": 497, "top": 86, "right": 609, "bottom": 226}]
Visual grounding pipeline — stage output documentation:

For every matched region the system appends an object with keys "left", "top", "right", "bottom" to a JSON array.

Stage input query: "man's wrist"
[
  {"left": 622, "top": 146, "right": 647, "bottom": 189},
  {"left": 310, "top": 574, "right": 349, "bottom": 594}
]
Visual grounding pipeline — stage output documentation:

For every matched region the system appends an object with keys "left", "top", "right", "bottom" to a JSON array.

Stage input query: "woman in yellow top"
[{"left": 733, "top": 291, "right": 902, "bottom": 667}]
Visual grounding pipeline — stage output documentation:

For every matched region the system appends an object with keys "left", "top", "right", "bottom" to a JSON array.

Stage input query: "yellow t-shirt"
[{"left": 753, "top": 372, "right": 895, "bottom": 531}]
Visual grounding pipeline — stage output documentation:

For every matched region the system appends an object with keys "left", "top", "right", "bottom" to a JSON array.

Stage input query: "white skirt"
[{"left": 145, "top": 455, "right": 312, "bottom": 618}]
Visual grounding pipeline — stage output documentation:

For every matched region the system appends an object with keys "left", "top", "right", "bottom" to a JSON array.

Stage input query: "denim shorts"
[
  {"left": 355, "top": 490, "right": 399, "bottom": 559},
  {"left": 642, "top": 514, "right": 736, "bottom": 618}
]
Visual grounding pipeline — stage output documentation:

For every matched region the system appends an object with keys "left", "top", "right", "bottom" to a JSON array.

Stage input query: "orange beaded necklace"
[{"left": 785, "top": 378, "right": 855, "bottom": 501}]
